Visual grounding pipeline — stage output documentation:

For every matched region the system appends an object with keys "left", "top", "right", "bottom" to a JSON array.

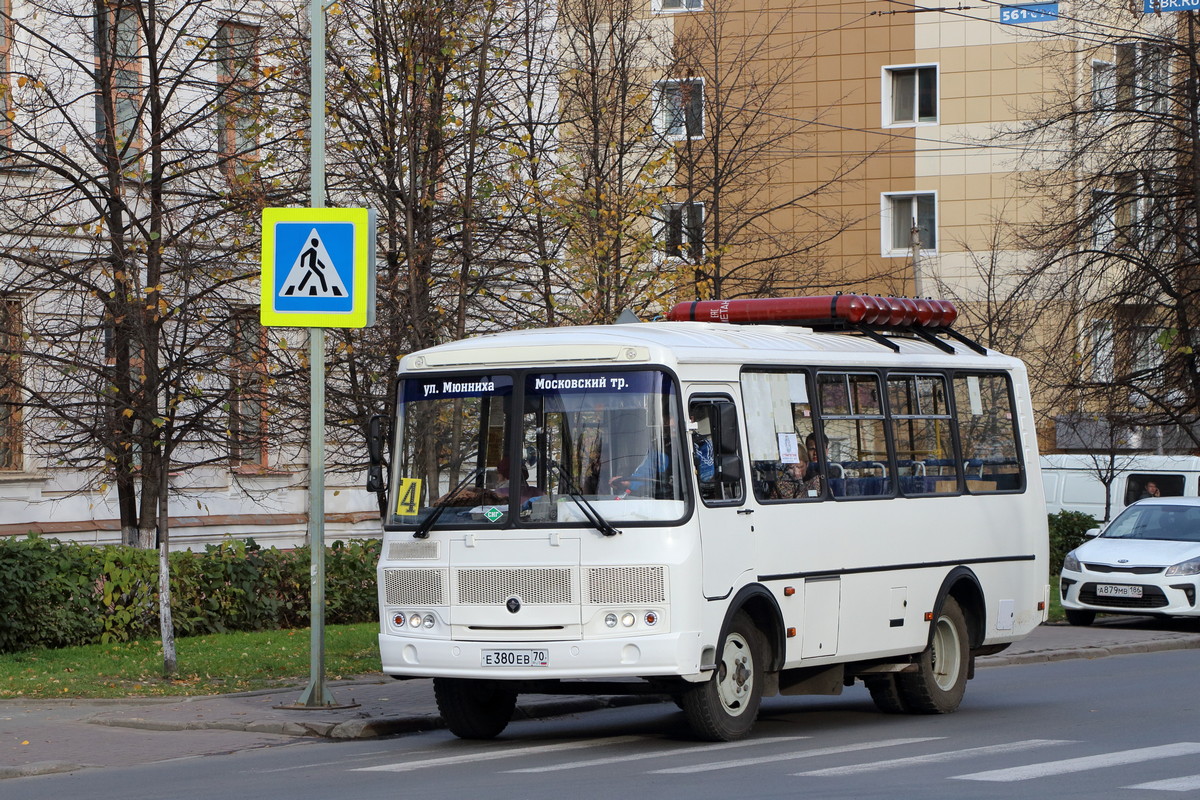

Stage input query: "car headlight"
[
  {"left": 1165, "top": 556, "right": 1200, "bottom": 577},
  {"left": 1062, "top": 551, "right": 1081, "bottom": 572}
]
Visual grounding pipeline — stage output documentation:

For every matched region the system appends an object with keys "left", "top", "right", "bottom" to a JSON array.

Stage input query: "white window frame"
[
  {"left": 881, "top": 191, "right": 937, "bottom": 257},
  {"left": 653, "top": 0, "right": 702, "bottom": 11},
  {"left": 660, "top": 201, "right": 705, "bottom": 262},
  {"left": 1084, "top": 319, "right": 1114, "bottom": 382},
  {"left": 881, "top": 63, "right": 938, "bottom": 127},
  {"left": 656, "top": 78, "right": 704, "bottom": 140}
]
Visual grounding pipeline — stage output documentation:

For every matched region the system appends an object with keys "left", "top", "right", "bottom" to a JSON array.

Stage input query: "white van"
[{"left": 1040, "top": 453, "right": 1200, "bottom": 521}]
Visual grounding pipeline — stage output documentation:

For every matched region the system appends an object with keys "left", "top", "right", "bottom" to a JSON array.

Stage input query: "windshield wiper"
[
  {"left": 550, "top": 460, "right": 621, "bottom": 537},
  {"left": 413, "top": 467, "right": 485, "bottom": 539}
]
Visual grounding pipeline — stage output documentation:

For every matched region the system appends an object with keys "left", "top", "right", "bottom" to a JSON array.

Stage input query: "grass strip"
[{"left": 0, "top": 623, "right": 381, "bottom": 700}]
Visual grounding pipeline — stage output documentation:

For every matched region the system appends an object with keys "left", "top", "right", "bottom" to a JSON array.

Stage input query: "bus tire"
[
  {"left": 681, "top": 611, "right": 765, "bottom": 741},
  {"left": 433, "top": 677, "right": 517, "bottom": 740},
  {"left": 864, "top": 674, "right": 909, "bottom": 714},
  {"left": 897, "top": 596, "right": 969, "bottom": 714},
  {"left": 1065, "top": 609, "right": 1095, "bottom": 626}
]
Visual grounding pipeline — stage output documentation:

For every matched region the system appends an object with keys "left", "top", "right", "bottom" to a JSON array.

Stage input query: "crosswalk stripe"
[
  {"left": 1125, "top": 774, "right": 1200, "bottom": 792},
  {"left": 651, "top": 737, "right": 944, "bottom": 775},
  {"left": 794, "top": 739, "right": 1070, "bottom": 777},
  {"left": 953, "top": 742, "right": 1200, "bottom": 782},
  {"left": 354, "top": 736, "right": 643, "bottom": 772},
  {"left": 505, "top": 736, "right": 811, "bottom": 773}
]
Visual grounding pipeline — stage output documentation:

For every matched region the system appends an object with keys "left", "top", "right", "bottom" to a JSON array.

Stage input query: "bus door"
[{"left": 688, "top": 393, "right": 751, "bottom": 597}]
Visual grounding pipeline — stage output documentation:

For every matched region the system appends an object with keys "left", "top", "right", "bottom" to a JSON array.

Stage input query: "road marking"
[
  {"left": 651, "top": 737, "right": 944, "bottom": 774},
  {"left": 795, "top": 739, "right": 1070, "bottom": 777},
  {"left": 353, "top": 736, "right": 643, "bottom": 772},
  {"left": 505, "top": 735, "right": 811, "bottom": 773},
  {"left": 953, "top": 742, "right": 1200, "bottom": 782},
  {"left": 1125, "top": 774, "right": 1200, "bottom": 792}
]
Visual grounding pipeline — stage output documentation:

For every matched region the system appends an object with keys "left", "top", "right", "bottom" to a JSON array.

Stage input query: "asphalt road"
[{"left": 4, "top": 646, "right": 1199, "bottom": 800}]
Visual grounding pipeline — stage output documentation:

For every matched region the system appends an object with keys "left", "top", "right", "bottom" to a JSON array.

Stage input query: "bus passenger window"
[
  {"left": 689, "top": 399, "right": 744, "bottom": 504},
  {"left": 739, "top": 370, "right": 821, "bottom": 502},
  {"left": 888, "top": 374, "right": 956, "bottom": 495},
  {"left": 953, "top": 373, "right": 1023, "bottom": 493},
  {"left": 818, "top": 372, "right": 893, "bottom": 498}
]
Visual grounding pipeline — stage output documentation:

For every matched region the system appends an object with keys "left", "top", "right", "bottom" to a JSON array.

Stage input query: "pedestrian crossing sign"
[{"left": 260, "top": 207, "right": 376, "bottom": 328}]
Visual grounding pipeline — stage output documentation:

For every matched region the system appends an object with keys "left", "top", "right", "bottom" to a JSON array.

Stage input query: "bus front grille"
[
  {"left": 383, "top": 568, "right": 446, "bottom": 605},
  {"left": 457, "top": 568, "right": 574, "bottom": 605},
  {"left": 388, "top": 540, "right": 440, "bottom": 560},
  {"left": 587, "top": 566, "right": 666, "bottom": 604}
]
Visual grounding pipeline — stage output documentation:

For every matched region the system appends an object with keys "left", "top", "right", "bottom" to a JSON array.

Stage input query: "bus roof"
[{"left": 401, "top": 321, "right": 1021, "bottom": 373}]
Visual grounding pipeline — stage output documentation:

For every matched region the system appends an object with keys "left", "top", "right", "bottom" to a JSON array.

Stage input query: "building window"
[
  {"left": 884, "top": 64, "right": 937, "bottom": 126},
  {"left": 230, "top": 308, "right": 268, "bottom": 468},
  {"left": 1084, "top": 318, "right": 1114, "bottom": 382},
  {"left": 658, "top": 78, "right": 703, "bottom": 139},
  {"left": 1095, "top": 43, "right": 1168, "bottom": 118},
  {"left": 1092, "top": 173, "right": 1165, "bottom": 250},
  {"left": 655, "top": 0, "right": 702, "bottom": 10},
  {"left": 215, "top": 21, "right": 258, "bottom": 171},
  {"left": 882, "top": 192, "right": 936, "bottom": 256},
  {"left": 94, "top": 0, "right": 142, "bottom": 146},
  {"left": 663, "top": 201, "right": 703, "bottom": 261},
  {"left": 0, "top": 298, "right": 21, "bottom": 471}
]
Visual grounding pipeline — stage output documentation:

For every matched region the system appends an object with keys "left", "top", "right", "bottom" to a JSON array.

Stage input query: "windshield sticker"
[
  {"left": 527, "top": 372, "right": 659, "bottom": 395},
  {"left": 394, "top": 478, "right": 422, "bottom": 516},
  {"left": 404, "top": 376, "right": 512, "bottom": 402}
]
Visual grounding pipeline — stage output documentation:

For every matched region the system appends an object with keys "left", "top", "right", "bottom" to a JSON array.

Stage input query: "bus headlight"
[
  {"left": 422, "top": 613, "right": 436, "bottom": 629},
  {"left": 621, "top": 613, "right": 636, "bottom": 627},
  {"left": 604, "top": 613, "right": 618, "bottom": 628},
  {"left": 409, "top": 613, "right": 423, "bottom": 628}
]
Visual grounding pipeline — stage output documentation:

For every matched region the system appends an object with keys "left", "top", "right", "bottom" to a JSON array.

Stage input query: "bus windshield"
[{"left": 387, "top": 369, "right": 687, "bottom": 529}]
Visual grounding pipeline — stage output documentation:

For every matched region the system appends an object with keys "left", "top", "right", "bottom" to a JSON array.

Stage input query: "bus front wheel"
[
  {"left": 433, "top": 677, "right": 517, "bottom": 739},
  {"left": 681, "top": 611, "right": 765, "bottom": 741},
  {"left": 897, "top": 596, "right": 969, "bottom": 714}
]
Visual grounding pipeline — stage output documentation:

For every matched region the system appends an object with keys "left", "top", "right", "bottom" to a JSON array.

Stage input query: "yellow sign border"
[{"left": 260, "top": 207, "right": 376, "bottom": 328}]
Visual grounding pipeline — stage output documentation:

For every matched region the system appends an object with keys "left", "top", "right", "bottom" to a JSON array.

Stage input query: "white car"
[{"left": 1060, "top": 497, "right": 1200, "bottom": 626}]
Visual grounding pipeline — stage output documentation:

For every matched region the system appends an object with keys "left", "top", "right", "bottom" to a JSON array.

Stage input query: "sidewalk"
[{"left": 4, "top": 616, "right": 1199, "bottom": 779}]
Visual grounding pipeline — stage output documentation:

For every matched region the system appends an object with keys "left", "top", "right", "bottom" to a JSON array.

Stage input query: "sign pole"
[{"left": 296, "top": 0, "right": 335, "bottom": 708}]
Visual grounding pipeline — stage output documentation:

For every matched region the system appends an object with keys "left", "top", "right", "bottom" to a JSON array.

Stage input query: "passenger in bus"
[
  {"left": 496, "top": 457, "right": 540, "bottom": 502},
  {"left": 610, "top": 411, "right": 675, "bottom": 497},
  {"left": 772, "top": 461, "right": 810, "bottom": 499},
  {"left": 802, "top": 432, "right": 828, "bottom": 495},
  {"left": 1140, "top": 480, "right": 1162, "bottom": 499}
]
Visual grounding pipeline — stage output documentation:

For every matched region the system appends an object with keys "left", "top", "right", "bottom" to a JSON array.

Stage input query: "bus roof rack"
[{"left": 664, "top": 294, "right": 987, "bottom": 355}]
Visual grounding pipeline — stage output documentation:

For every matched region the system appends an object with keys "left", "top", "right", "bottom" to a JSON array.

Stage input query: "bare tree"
[
  {"left": 667, "top": 0, "right": 869, "bottom": 300},
  {"left": 0, "top": 0, "right": 296, "bottom": 669},
  {"left": 1001, "top": 9, "right": 1200, "bottom": 451}
]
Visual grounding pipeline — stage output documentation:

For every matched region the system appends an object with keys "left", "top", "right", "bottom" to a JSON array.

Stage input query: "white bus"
[{"left": 370, "top": 295, "right": 1049, "bottom": 741}]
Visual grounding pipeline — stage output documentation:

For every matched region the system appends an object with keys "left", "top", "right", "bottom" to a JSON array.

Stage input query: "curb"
[
  {"left": 0, "top": 761, "right": 89, "bottom": 779},
  {"left": 977, "top": 634, "right": 1200, "bottom": 667},
  {"left": 85, "top": 695, "right": 660, "bottom": 740}
]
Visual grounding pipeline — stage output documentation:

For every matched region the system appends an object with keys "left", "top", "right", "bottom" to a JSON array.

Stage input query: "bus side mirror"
[
  {"left": 716, "top": 454, "right": 742, "bottom": 483},
  {"left": 718, "top": 405, "right": 739, "bottom": 454},
  {"left": 366, "top": 414, "right": 386, "bottom": 494}
]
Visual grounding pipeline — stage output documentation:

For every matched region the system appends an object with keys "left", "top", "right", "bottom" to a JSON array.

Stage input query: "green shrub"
[
  {"left": 1048, "top": 510, "right": 1099, "bottom": 578},
  {"left": 0, "top": 535, "right": 380, "bottom": 654}
]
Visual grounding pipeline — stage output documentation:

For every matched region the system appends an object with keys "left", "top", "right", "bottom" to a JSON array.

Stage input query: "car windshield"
[
  {"left": 1102, "top": 503, "right": 1200, "bottom": 542},
  {"left": 386, "top": 369, "right": 687, "bottom": 529}
]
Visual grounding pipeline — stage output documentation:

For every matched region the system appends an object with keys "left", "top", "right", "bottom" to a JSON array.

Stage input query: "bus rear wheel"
[
  {"left": 681, "top": 611, "right": 765, "bottom": 741},
  {"left": 864, "top": 674, "right": 909, "bottom": 714},
  {"left": 897, "top": 596, "right": 969, "bottom": 714},
  {"left": 433, "top": 677, "right": 517, "bottom": 740}
]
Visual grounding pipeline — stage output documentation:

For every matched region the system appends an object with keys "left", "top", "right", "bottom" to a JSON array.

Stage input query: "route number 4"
[{"left": 395, "top": 479, "right": 422, "bottom": 516}]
